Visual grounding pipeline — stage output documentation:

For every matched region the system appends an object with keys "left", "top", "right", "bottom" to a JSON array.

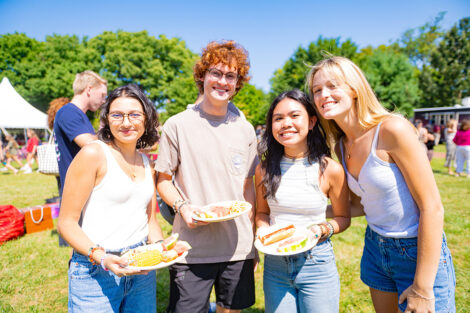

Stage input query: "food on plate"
[
  {"left": 127, "top": 249, "right": 162, "bottom": 267},
  {"left": 276, "top": 234, "right": 308, "bottom": 253},
  {"left": 173, "top": 241, "right": 192, "bottom": 256},
  {"left": 259, "top": 224, "right": 295, "bottom": 246},
  {"left": 162, "top": 250, "right": 178, "bottom": 262},
  {"left": 162, "top": 233, "right": 179, "bottom": 251},
  {"left": 194, "top": 201, "right": 251, "bottom": 219}
]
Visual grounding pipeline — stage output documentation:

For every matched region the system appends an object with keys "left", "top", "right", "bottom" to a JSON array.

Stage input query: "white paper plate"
[
  {"left": 254, "top": 226, "right": 319, "bottom": 256},
  {"left": 192, "top": 200, "right": 251, "bottom": 222},
  {"left": 122, "top": 243, "right": 188, "bottom": 271}
]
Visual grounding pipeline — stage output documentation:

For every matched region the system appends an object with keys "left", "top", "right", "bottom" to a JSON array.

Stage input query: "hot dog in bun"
[{"left": 259, "top": 224, "right": 295, "bottom": 245}]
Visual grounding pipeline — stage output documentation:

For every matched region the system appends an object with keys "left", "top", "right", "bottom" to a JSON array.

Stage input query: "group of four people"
[{"left": 57, "top": 40, "right": 455, "bottom": 313}]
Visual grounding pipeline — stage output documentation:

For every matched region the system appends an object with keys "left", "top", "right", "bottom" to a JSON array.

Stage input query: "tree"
[
  {"left": 88, "top": 31, "right": 197, "bottom": 109},
  {"left": 269, "top": 37, "right": 358, "bottom": 99},
  {"left": 358, "top": 47, "right": 419, "bottom": 115},
  {"left": 233, "top": 83, "right": 268, "bottom": 126},
  {"left": 430, "top": 17, "right": 470, "bottom": 106},
  {"left": 397, "top": 12, "right": 446, "bottom": 68}
]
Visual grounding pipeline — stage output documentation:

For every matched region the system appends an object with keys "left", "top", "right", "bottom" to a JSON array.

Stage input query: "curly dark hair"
[
  {"left": 258, "top": 89, "right": 331, "bottom": 199},
  {"left": 193, "top": 40, "right": 250, "bottom": 97},
  {"left": 97, "top": 84, "right": 159, "bottom": 149}
]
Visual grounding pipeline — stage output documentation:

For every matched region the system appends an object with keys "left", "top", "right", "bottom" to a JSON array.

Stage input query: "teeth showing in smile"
[
  {"left": 280, "top": 132, "right": 296, "bottom": 138},
  {"left": 322, "top": 101, "right": 335, "bottom": 109}
]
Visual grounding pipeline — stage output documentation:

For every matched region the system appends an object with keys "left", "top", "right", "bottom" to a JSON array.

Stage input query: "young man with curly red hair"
[{"left": 156, "top": 40, "right": 258, "bottom": 313}]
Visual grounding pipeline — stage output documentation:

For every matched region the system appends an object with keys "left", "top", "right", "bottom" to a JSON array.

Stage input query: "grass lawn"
[{"left": 0, "top": 145, "right": 468, "bottom": 312}]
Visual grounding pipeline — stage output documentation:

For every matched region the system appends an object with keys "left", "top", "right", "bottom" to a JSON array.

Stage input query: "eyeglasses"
[
  {"left": 207, "top": 68, "right": 239, "bottom": 84},
  {"left": 108, "top": 111, "right": 145, "bottom": 123}
]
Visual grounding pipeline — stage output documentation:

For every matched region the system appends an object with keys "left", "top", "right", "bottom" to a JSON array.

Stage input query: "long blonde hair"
[{"left": 306, "top": 56, "right": 392, "bottom": 146}]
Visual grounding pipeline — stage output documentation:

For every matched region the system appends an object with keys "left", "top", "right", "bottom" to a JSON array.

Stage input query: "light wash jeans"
[
  {"left": 455, "top": 145, "right": 470, "bottom": 175},
  {"left": 68, "top": 241, "right": 156, "bottom": 313},
  {"left": 263, "top": 239, "right": 339, "bottom": 313}
]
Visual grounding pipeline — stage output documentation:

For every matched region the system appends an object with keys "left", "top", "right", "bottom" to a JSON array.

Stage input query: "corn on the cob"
[{"left": 128, "top": 249, "right": 162, "bottom": 267}]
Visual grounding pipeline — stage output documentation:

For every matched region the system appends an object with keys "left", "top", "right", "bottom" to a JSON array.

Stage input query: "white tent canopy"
[{"left": 0, "top": 77, "right": 48, "bottom": 129}]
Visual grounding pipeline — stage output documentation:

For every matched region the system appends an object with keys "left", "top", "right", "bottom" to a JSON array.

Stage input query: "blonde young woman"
[{"left": 307, "top": 56, "right": 455, "bottom": 313}]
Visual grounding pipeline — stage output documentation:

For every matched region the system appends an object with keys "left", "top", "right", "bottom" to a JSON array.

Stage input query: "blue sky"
[{"left": 0, "top": 0, "right": 468, "bottom": 92}]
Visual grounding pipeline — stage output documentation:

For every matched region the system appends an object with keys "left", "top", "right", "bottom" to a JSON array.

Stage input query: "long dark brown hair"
[{"left": 258, "top": 89, "right": 330, "bottom": 199}]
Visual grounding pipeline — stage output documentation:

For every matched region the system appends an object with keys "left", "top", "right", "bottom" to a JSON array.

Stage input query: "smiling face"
[
  {"left": 202, "top": 63, "right": 238, "bottom": 105},
  {"left": 107, "top": 96, "right": 145, "bottom": 145},
  {"left": 311, "top": 69, "right": 356, "bottom": 121},
  {"left": 271, "top": 98, "right": 316, "bottom": 156}
]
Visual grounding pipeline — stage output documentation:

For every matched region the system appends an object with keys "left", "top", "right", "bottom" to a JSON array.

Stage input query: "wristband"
[
  {"left": 100, "top": 254, "right": 109, "bottom": 271},
  {"left": 173, "top": 199, "right": 185, "bottom": 214},
  {"left": 326, "top": 222, "right": 335, "bottom": 239},
  {"left": 176, "top": 201, "right": 189, "bottom": 215},
  {"left": 88, "top": 245, "right": 105, "bottom": 265}
]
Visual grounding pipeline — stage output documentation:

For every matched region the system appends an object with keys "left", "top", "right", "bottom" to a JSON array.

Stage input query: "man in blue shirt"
[
  {"left": 54, "top": 71, "right": 107, "bottom": 245},
  {"left": 54, "top": 70, "right": 107, "bottom": 194}
]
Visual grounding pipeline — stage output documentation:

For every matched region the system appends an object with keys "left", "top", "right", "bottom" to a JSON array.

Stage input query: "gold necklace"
[{"left": 112, "top": 143, "right": 137, "bottom": 179}]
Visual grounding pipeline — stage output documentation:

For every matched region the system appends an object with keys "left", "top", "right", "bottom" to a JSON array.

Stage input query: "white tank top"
[
  {"left": 267, "top": 156, "right": 328, "bottom": 228},
  {"left": 340, "top": 123, "right": 420, "bottom": 238},
  {"left": 81, "top": 141, "right": 154, "bottom": 249}
]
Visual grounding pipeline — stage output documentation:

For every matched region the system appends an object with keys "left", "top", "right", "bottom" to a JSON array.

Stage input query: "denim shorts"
[
  {"left": 361, "top": 226, "right": 456, "bottom": 312},
  {"left": 263, "top": 239, "right": 340, "bottom": 313},
  {"left": 68, "top": 240, "right": 157, "bottom": 313}
]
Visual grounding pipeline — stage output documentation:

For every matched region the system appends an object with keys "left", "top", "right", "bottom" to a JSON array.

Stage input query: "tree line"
[{"left": 0, "top": 14, "right": 468, "bottom": 126}]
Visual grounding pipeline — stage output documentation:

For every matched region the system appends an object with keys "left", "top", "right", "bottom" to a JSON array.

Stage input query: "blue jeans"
[
  {"left": 361, "top": 226, "right": 456, "bottom": 312},
  {"left": 68, "top": 241, "right": 157, "bottom": 313},
  {"left": 263, "top": 240, "right": 340, "bottom": 313}
]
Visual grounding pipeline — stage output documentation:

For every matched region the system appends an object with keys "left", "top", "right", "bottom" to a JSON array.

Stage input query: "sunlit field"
[{"left": 0, "top": 145, "right": 468, "bottom": 312}]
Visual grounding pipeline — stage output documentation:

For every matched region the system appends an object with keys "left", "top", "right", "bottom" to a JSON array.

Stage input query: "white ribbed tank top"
[
  {"left": 81, "top": 141, "right": 154, "bottom": 249},
  {"left": 267, "top": 157, "right": 328, "bottom": 228}
]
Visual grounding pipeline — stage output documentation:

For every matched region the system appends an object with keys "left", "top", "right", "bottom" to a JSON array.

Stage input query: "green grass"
[{"left": 0, "top": 146, "right": 469, "bottom": 312}]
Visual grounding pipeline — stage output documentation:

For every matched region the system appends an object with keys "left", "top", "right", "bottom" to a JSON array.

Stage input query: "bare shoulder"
[
  {"left": 380, "top": 116, "right": 417, "bottom": 145},
  {"left": 323, "top": 156, "right": 345, "bottom": 179},
  {"left": 75, "top": 142, "right": 105, "bottom": 163}
]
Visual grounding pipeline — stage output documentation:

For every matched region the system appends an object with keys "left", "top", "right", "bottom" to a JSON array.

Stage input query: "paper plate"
[
  {"left": 254, "top": 226, "right": 319, "bottom": 256},
  {"left": 192, "top": 200, "right": 251, "bottom": 222},
  {"left": 122, "top": 243, "right": 188, "bottom": 271}
]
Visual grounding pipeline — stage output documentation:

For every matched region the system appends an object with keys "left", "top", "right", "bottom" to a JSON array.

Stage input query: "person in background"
[
  {"left": 453, "top": 119, "right": 470, "bottom": 178},
  {"left": 54, "top": 71, "right": 107, "bottom": 246},
  {"left": 58, "top": 84, "right": 163, "bottom": 312},
  {"left": 21, "top": 129, "right": 40, "bottom": 173},
  {"left": 3, "top": 134, "right": 22, "bottom": 174},
  {"left": 425, "top": 124, "right": 436, "bottom": 161},
  {"left": 307, "top": 56, "right": 455, "bottom": 313},
  {"left": 156, "top": 40, "right": 258, "bottom": 313},
  {"left": 444, "top": 119, "right": 458, "bottom": 175},
  {"left": 47, "top": 97, "right": 70, "bottom": 190},
  {"left": 54, "top": 71, "right": 107, "bottom": 196},
  {"left": 432, "top": 123, "right": 441, "bottom": 146},
  {"left": 255, "top": 90, "right": 350, "bottom": 313}
]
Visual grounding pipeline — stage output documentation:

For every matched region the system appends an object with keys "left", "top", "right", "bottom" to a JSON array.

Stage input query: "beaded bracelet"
[
  {"left": 88, "top": 245, "right": 105, "bottom": 265},
  {"left": 326, "top": 222, "right": 335, "bottom": 239},
  {"left": 173, "top": 199, "right": 186, "bottom": 214},
  {"left": 100, "top": 254, "right": 109, "bottom": 271},
  {"left": 177, "top": 201, "right": 189, "bottom": 215}
]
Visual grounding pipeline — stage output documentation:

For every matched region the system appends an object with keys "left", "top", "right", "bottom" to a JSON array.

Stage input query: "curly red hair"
[
  {"left": 47, "top": 97, "right": 70, "bottom": 129},
  {"left": 193, "top": 40, "right": 250, "bottom": 96}
]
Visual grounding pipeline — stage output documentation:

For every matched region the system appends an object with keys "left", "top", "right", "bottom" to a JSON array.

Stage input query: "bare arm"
[
  {"left": 321, "top": 157, "right": 351, "bottom": 235},
  {"left": 147, "top": 165, "right": 164, "bottom": 243},
  {"left": 156, "top": 171, "right": 207, "bottom": 228},
  {"left": 254, "top": 164, "right": 270, "bottom": 232},
  {"left": 74, "top": 133, "right": 97, "bottom": 148},
  {"left": 382, "top": 118, "right": 443, "bottom": 303}
]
